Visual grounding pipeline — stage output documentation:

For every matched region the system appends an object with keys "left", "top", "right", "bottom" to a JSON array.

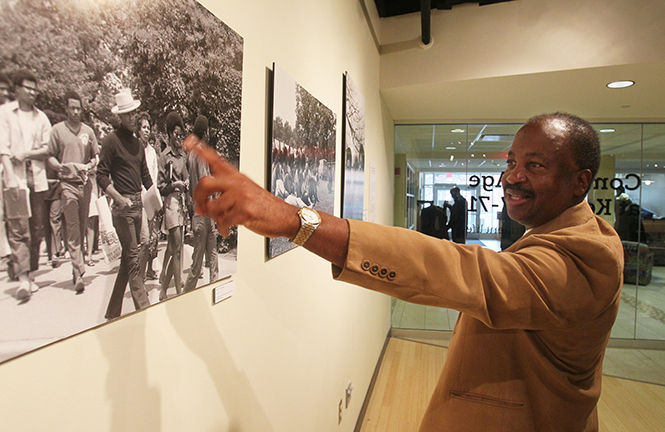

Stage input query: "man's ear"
[{"left": 576, "top": 169, "right": 593, "bottom": 197}]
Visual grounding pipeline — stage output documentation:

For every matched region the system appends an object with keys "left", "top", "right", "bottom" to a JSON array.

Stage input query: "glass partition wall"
[{"left": 393, "top": 122, "right": 665, "bottom": 346}]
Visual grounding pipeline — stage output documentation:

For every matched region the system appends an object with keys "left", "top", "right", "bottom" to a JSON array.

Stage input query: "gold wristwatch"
[{"left": 291, "top": 207, "right": 321, "bottom": 246}]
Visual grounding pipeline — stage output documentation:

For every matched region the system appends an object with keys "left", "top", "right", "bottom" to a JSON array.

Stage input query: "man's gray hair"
[{"left": 525, "top": 112, "right": 601, "bottom": 180}]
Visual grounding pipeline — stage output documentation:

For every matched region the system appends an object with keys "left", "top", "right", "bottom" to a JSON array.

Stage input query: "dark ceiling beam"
[
  {"left": 374, "top": 0, "right": 515, "bottom": 18},
  {"left": 421, "top": 0, "right": 431, "bottom": 45}
]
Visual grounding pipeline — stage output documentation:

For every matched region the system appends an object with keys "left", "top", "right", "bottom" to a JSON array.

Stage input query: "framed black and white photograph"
[
  {"left": 0, "top": 0, "right": 242, "bottom": 363},
  {"left": 268, "top": 64, "right": 336, "bottom": 259},
  {"left": 341, "top": 72, "right": 365, "bottom": 220}
]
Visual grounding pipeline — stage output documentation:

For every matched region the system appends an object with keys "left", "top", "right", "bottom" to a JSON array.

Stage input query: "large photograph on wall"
[
  {"left": 0, "top": 0, "right": 242, "bottom": 363},
  {"left": 341, "top": 72, "right": 365, "bottom": 220},
  {"left": 268, "top": 64, "right": 336, "bottom": 259}
]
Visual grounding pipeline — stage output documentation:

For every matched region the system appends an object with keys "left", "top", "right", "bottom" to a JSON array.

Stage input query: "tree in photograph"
[
  {"left": 0, "top": 0, "right": 243, "bottom": 165},
  {"left": 0, "top": 0, "right": 127, "bottom": 122},
  {"left": 344, "top": 77, "right": 365, "bottom": 170},
  {"left": 273, "top": 116, "right": 296, "bottom": 145},
  {"left": 126, "top": 0, "right": 242, "bottom": 162},
  {"left": 295, "top": 84, "right": 336, "bottom": 157}
]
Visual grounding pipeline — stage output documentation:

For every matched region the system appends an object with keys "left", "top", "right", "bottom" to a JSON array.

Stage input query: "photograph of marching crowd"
[
  {"left": 269, "top": 64, "right": 336, "bottom": 259},
  {"left": 341, "top": 72, "right": 366, "bottom": 221},
  {"left": 0, "top": 0, "right": 242, "bottom": 363}
]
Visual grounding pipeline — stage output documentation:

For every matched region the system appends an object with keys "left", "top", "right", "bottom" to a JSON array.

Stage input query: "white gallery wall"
[{"left": 0, "top": 1, "right": 394, "bottom": 431}]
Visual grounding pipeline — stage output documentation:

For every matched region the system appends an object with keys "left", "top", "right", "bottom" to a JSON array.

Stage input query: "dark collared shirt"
[{"left": 97, "top": 125, "right": 152, "bottom": 194}]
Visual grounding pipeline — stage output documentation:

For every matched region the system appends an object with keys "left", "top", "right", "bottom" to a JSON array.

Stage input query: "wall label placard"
[{"left": 213, "top": 280, "right": 236, "bottom": 305}]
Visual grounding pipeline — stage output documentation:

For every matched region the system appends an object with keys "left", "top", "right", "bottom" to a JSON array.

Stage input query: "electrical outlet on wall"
[{"left": 338, "top": 380, "right": 353, "bottom": 425}]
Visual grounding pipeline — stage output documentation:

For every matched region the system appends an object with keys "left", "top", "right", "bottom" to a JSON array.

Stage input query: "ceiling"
[
  {"left": 367, "top": 1, "right": 665, "bottom": 172},
  {"left": 381, "top": 62, "right": 665, "bottom": 124}
]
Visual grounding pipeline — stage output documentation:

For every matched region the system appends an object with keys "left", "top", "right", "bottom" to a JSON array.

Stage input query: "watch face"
[{"left": 301, "top": 207, "right": 320, "bottom": 224}]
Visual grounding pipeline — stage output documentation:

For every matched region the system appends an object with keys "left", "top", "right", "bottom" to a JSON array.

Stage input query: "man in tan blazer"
[{"left": 185, "top": 112, "right": 623, "bottom": 432}]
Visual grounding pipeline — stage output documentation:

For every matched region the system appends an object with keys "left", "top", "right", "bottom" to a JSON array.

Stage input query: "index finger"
[{"left": 183, "top": 134, "right": 235, "bottom": 176}]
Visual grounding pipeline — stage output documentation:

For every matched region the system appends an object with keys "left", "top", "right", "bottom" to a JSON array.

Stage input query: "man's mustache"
[{"left": 503, "top": 184, "right": 533, "bottom": 195}]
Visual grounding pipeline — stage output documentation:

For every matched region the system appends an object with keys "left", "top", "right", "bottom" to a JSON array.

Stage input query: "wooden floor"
[{"left": 359, "top": 337, "right": 665, "bottom": 432}]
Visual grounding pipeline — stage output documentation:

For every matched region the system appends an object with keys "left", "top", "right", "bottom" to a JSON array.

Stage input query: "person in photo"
[
  {"left": 184, "top": 115, "right": 217, "bottom": 292},
  {"left": 96, "top": 89, "right": 152, "bottom": 319},
  {"left": 0, "top": 69, "right": 52, "bottom": 301},
  {"left": 136, "top": 112, "right": 161, "bottom": 282},
  {"left": 84, "top": 154, "right": 100, "bottom": 267},
  {"left": 44, "top": 156, "right": 64, "bottom": 269},
  {"left": 0, "top": 72, "right": 13, "bottom": 272},
  {"left": 47, "top": 90, "right": 99, "bottom": 294},
  {"left": 0, "top": 73, "right": 10, "bottom": 105},
  {"left": 157, "top": 111, "right": 189, "bottom": 300}
]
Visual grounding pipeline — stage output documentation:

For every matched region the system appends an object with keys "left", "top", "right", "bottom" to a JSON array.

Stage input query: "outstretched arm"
[{"left": 184, "top": 135, "right": 350, "bottom": 267}]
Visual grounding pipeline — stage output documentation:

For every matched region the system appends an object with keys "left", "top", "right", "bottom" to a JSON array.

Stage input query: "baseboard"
[
  {"left": 390, "top": 330, "right": 665, "bottom": 351},
  {"left": 353, "top": 329, "right": 392, "bottom": 432},
  {"left": 607, "top": 338, "right": 665, "bottom": 350},
  {"left": 390, "top": 328, "right": 453, "bottom": 348}
]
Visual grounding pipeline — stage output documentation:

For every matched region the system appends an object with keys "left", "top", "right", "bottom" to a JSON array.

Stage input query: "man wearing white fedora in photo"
[{"left": 96, "top": 89, "right": 152, "bottom": 319}]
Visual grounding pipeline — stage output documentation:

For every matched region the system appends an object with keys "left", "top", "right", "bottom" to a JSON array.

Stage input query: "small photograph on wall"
[
  {"left": 341, "top": 72, "right": 366, "bottom": 220},
  {"left": 0, "top": 0, "right": 242, "bottom": 363},
  {"left": 268, "top": 64, "right": 336, "bottom": 259}
]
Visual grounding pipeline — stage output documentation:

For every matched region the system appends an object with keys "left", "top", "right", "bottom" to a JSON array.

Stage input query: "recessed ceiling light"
[
  {"left": 451, "top": 128, "right": 465, "bottom": 133},
  {"left": 445, "top": 146, "right": 456, "bottom": 150},
  {"left": 599, "top": 128, "right": 615, "bottom": 133},
  {"left": 606, "top": 80, "right": 635, "bottom": 89}
]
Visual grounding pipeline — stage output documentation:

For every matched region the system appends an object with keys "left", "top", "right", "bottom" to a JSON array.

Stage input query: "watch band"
[
  {"left": 292, "top": 222, "right": 316, "bottom": 246},
  {"left": 291, "top": 207, "right": 320, "bottom": 247}
]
